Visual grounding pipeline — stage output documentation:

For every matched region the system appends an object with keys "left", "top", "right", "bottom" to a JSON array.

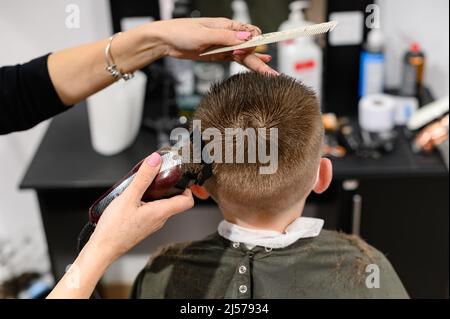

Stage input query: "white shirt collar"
[{"left": 218, "top": 217, "right": 324, "bottom": 249}]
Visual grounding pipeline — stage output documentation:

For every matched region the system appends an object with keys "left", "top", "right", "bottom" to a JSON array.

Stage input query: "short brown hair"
[{"left": 193, "top": 73, "right": 323, "bottom": 213}]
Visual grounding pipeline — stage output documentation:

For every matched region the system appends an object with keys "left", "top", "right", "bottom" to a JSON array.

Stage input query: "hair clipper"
[{"left": 78, "top": 148, "right": 212, "bottom": 251}]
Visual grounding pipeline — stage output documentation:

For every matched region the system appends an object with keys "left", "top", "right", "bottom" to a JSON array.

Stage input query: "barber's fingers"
[
  {"left": 125, "top": 152, "right": 161, "bottom": 200},
  {"left": 204, "top": 51, "right": 278, "bottom": 75},
  {"left": 141, "top": 188, "right": 195, "bottom": 219},
  {"left": 200, "top": 17, "right": 262, "bottom": 36},
  {"left": 235, "top": 53, "right": 279, "bottom": 76},
  {"left": 198, "top": 18, "right": 262, "bottom": 47},
  {"left": 204, "top": 28, "right": 253, "bottom": 47},
  {"left": 254, "top": 53, "right": 272, "bottom": 63}
]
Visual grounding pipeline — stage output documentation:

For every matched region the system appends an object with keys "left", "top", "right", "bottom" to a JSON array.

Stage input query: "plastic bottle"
[
  {"left": 400, "top": 42, "right": 425, "bottom": 97},
  {"left": 229, "top": 0, "right": 251, "bottom": 76},
  {"left": 278, "top": 1, "right": 322, "bottom": 99},
  {"left": 359, "top": 29, "right": 385, "bottom": 97}
]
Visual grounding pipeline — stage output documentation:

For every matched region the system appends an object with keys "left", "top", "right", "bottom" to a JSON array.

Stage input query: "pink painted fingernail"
[
  {"left": 233, "top": 49, "right": 247, "bottom": 55},
  {"left": 146, "top": 152, "right": 161, "bottom": 167},
  {"left": 236, "top": 31, "right": 252, "bottom": 40}
]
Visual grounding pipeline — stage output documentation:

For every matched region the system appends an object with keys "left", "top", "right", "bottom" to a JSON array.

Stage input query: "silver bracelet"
[{"left": 105, "top": 32, "right": 134, "bottom": 81}]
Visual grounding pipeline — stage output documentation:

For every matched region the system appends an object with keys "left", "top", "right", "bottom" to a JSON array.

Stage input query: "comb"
[{"left": 200, "top": 20, "right": 338, "bottom": 56}]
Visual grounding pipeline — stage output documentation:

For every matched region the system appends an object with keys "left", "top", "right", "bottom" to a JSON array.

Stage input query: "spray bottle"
[
  {"left": 400, "top": 42, "right": 425, "bottom": 98},
  {"left": 359, "top": 29, "right": 385, "bottom": 97},
  {"left": 229, "top": 0, "right": 251, "bottom": 76},
  {"left": 278, "top": 0, "right": 322, "bottom": 100}
]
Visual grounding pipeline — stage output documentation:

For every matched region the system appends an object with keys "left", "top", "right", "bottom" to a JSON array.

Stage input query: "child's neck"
[{"left": 220, "top": 200, "right": 306, "bottom": 233}]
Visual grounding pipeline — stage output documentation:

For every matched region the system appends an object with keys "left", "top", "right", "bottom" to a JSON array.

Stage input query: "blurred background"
[{"left": 0, "top": 0, "right": 448, "bottom": 298}]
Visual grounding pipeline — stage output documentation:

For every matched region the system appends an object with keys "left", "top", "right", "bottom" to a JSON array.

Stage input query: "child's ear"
[
  {"left": 190, "top": 184, "right": 210, "bottom": 200},
  {"left": 313, "top": 158, "right": 333, "bottom": 194}
]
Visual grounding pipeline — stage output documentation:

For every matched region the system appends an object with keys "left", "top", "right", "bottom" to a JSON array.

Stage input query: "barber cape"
[{"left": 132, "top": 218, "right": 408, "bottom": 299}]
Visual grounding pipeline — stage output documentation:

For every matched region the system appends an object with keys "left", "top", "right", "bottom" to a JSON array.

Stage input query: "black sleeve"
[{"left": 0, "top": 54, "right": 72, "bottom": 135}]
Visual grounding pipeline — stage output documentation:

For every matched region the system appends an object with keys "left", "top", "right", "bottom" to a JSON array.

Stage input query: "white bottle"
[
  {"left": 278, "top": 1, "right": 322, "bottom": 100},
  {"left": 230, "top": 0, "right": 251, "bottom": 76}
]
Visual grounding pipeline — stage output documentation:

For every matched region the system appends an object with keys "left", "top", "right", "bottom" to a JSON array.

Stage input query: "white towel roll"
[{"left": 358, "top": 94, "right": 396, "bottom": 133}]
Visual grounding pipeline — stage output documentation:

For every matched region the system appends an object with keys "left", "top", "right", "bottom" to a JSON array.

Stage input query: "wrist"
[
  {"left": 81, "top": 237, "right": 117, "bottom": 271},
  {"left": 144, "top": 21, "right": 171, "bottom": 57},
  {"left": 111, "top": 23, "right": 168, "bottom": 74}
]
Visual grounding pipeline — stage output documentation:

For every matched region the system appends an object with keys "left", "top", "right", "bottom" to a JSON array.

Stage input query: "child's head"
[{"left": 190, "top": 73, "right": 332, "bottom": 222}]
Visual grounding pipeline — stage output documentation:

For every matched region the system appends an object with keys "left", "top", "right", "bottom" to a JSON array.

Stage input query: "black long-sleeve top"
[{"left": 0, "top": 54, "right": 70, "bottom": 135}]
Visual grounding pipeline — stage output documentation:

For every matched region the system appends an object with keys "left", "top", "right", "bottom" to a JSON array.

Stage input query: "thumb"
[
  {"left": 207, "top": 29, "right": 252, "bottom": 46},
  {"left": 125, "top": 152, "right": 161, "bottom": 200}
]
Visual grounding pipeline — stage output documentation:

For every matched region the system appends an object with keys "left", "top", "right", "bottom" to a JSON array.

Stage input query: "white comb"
[{"left": 200, "top": 20, "right": 338, "bottom": 56}]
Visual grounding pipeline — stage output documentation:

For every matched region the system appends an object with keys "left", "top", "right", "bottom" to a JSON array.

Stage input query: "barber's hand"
[
  {"left": 88, "top": 152, "right": 194, "bottom": 263},
  {"left": 47, "top": 152, "right": 193, "bottom": 298},
  {"left": 152, "top": 18, "right": 278, "bottom": 75}
]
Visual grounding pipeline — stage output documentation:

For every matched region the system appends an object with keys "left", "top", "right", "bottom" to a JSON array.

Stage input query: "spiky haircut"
[{"left": 193, "top": 73, "right": 323, "bottom": 214}]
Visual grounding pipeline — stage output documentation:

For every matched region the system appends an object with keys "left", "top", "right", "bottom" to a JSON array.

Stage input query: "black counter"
[{"left": 21, "top": 103, "right": 446, "bottom": 190}]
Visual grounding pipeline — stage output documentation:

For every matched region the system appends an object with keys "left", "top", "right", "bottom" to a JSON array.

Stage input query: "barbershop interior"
[{"left": 0, "top": 0, "right": 448, "bottom": 300}]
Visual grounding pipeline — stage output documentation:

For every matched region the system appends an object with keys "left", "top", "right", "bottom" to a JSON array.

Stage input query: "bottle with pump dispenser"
[
  {"left": 278, "top": 0, "right": 322, "bottom": 100},
  {"left": 359, "top": 29, "right": 385, "bottom": 97},
  {"left": 229, "top": 0, "right": 251, "bottom": 76}
]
